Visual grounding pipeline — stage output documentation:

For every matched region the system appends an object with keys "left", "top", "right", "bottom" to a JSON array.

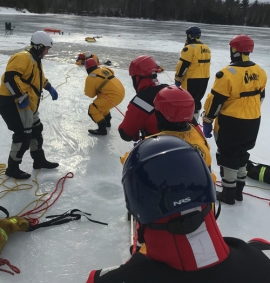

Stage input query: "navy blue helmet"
[
  {"left": 186, "top": 26, "right": 201, "bottom": 39},
  {"left": 122, "top": 135, "right": 216, "bottom": 224}
]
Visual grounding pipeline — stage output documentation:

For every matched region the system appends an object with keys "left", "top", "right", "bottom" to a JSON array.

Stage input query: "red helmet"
[
  {"left": 229, "top": 35, "right": 254, "bottom": 53},
  {"left": 85, "top": 58, "right": 98, "bottom": 69},
  {"left": 129, "top": 55, "right": 159, "bottom": 77},
  {"left": 154, "top": 86, "right": 195, "bottom": 122},
  {"left": 78, "top": 54, "right": 85, "bottom": 60}
]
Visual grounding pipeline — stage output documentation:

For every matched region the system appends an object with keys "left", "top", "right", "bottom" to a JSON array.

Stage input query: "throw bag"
[{"left": 246, "top": 160, "right": 270, "bottom": 184}]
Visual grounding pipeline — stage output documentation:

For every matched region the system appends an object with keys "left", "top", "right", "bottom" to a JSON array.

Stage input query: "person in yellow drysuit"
[
  {"left": 84, "top": 58, "right": 125, "bottom": 135},
  {"left": 202, "top": 34, "right": 267, "bottom": 205},
  {"left": 175, "top": 26, "right": 211, "bottom": 121},
  {"left": 0, "top": 31, "right": 59, "bottom": 179}
]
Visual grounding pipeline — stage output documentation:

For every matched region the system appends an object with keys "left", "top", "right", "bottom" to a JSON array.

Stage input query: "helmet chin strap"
[
  {"left": 132, "top": 74, "right": 158, "bottom": 92},
  {"left": 155, "top": 110, "right": 190, "bottom": 132},
  {"left": 230, "top": 47, "right": 250, "bottom": 63},
  {"left": 186, "top": 35, "right": 200, "bottom": 44},
  {"left": 146, "top": 205, "right": 211, "bottom": 235}
]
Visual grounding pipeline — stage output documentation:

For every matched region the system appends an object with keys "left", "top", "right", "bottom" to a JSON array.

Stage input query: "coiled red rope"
[{"left": 20, "top": 172, "right": 74, "bottom": 225}]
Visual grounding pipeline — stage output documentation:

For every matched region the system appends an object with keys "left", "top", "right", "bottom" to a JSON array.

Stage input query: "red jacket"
[{"left": 118, "top": 84, "right": 168, "bottom": 141}]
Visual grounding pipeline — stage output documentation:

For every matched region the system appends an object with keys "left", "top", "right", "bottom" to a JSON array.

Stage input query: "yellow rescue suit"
[
  {"left": 0, "top": 50, "right": 49, "bottom": 113},
  {"left": 204, "top": 61, "right": 267, "bottom": 170},
  {"left": 84, "top": 67, "right": 125, "bottom": 123},
  {"left": 175, "top": 42, "right": 211, "bottom": 90}
]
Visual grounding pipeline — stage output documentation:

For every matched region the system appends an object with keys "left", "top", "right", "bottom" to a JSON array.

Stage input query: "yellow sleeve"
[
  {"left": 84, "top": 76, "right": 97, "bottom": 98},
  {"left": 175, "top": 57, "right": 184, "bottom": 80},
  {"left": 6, "top": 54, "right": 31, "bottom": 95},
  {"left": 203, "top": 92, "right": 215, "bottom": 116}
]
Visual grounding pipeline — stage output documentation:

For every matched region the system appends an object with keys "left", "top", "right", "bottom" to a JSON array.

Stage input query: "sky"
[{"left": 1, "top": 6, "right": 270, "bottom": 283}]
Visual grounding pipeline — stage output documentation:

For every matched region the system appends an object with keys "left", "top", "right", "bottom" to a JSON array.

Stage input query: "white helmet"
[
  {"left": 31, "top": 31, "right": 53, "bottom": 48},
  {"left": 85, "top": 51, "right": 91, "bottom": 58}
]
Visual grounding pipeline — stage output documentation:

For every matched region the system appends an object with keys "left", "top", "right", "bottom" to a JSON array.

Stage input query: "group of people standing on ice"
[{"left": 0, "top": 26, "right": 269, "bottom": 282}]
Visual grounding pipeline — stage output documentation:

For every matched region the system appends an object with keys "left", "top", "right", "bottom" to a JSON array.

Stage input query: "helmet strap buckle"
[{"left": 147, "top": 204, "right": 211, "bottom": 234}]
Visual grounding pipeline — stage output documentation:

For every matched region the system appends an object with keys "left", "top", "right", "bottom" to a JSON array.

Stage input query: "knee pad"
[
  {"left": 30, "top": 122, "right": 43, "bottom": 151},
  {"left": 237, "top": 166, "right": 247, "bottom": 183},
  {"left": 221, "top": 166, "right": 238, "bottom": 188},
  {"left": 12, "top": 132, "right": 31, "bottom": 159},
  {"left": 32, "top": 122, "right": 43, "bottom": 139}
]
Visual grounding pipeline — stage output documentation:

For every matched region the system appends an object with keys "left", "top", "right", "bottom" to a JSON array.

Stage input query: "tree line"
[{"left": 1, "top": 0, "right": 270, "bottom": 27}]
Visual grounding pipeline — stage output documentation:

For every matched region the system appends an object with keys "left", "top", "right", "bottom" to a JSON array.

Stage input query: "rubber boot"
[
  {"left": 235, "top": 181, "right": 245, "bottom": 201},
  {"left": 31, "top": 149, "right": 59, "bottom": 169},
  {"left": 88, "top": 119, "right": 107, "bottom": 135},
  {"left": 216, "top": 186, "right": 236, "bottom": 205},
  {"left": 104, "top": 113, "right": 112, "bottom": 127},
  {"left": 5, "top": 156, "right": 31, "bottom": 179}
]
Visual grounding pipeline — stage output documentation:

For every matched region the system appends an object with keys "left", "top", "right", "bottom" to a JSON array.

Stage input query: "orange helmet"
[{"left": 154, "top": 86, "right": 195, "bottom": 122}]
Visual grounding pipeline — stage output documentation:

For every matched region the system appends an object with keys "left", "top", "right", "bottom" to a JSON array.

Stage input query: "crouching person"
[
  {"left": 86, "top": 136, "right": 270, "bottom": 283},
  {"left": 84, "top": 58, "right": 125, "bottom": 135}
]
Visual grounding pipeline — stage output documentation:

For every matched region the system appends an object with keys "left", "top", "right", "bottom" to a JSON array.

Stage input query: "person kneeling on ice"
[
  {"left": 86, "top": 135, "right": 270, "bottom": 283},
  {"left": 84, "top": 58, "right": 125, "bottom": 135},
  {"left": 0, "top": 31, "right": 59, "bottom": 180},
  {"left": 76, "top": 51, "right": 100, "bottom": 66},
  {"left": 118, "top": 55, "right": 169, "bottom": 142},
  {"left": 153, "top": 85, "right": 214, "bottom": 178}
]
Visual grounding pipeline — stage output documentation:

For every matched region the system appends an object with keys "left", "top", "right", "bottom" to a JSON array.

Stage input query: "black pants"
[
  {"left": 187, "top": 78, "right": 209, "bottom": 113},
  {"left": 215, "top": 114, "right": 260, "bottom": 170}
]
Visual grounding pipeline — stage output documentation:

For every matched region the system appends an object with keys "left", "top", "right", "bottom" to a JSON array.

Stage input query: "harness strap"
[
  {"left": 89, "top": 69, "right": 115, "bottom": 94},
  {"left": 28, "top": 209, "right": 108, "bottom": 231},
  {"left": 20, "top": 51, "right": 43, "bottom": 98},
  {"left": 96, "top": 74, "right": 115, "bottom": 94}
]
